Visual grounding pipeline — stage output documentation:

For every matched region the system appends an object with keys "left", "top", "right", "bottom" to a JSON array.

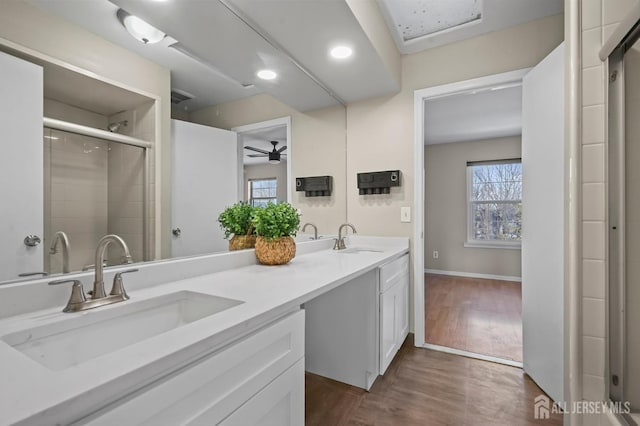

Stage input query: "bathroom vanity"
[{"left": 0, "top": 236, "right": 408, "bottom": 425}]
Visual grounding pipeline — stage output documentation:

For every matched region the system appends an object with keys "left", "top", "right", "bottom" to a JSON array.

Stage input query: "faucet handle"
[
  {"left": 110, "top": 269, "right": 138, "bottom": 299},
  {"left": 48, "top": 279, "right": 87, "bottom": 313}
]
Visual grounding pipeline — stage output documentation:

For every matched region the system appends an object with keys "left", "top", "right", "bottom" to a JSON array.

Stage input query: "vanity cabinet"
[
  {"left": 305, "top": 269, "right": 379, "bottom": 390},
  {"left": 305, "top": 253, "right": 410, "bottom": 390},
  {"left": 77, "top": 310, "right": 304, "bottom": 426},
  {"left": 379, "top": 254, "right": 410, "bottom": 374}
]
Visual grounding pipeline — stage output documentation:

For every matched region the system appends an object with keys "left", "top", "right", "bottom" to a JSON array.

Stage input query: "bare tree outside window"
[{"left": 468, "top": 161, "right": 522, "bottom": 243}]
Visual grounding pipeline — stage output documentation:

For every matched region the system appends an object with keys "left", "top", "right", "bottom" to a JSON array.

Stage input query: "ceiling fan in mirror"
[{"left": 244, "top": 141, "right": 287, "bottom": 164}]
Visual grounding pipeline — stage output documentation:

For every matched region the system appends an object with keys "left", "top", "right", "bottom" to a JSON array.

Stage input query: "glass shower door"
[
  {"left": 43, "top": 128, "right": 146, "bottom": 275},
  {"left": 609, "top": 28, "right": 640, "bottom": 424}
]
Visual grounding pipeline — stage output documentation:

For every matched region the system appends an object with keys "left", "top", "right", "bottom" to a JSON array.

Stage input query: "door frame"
[
  {"left": 232, "top": 116, "right": 292, "bottom": 203},
  {"left": 412, "top": 69, "right": 530, "bottom": 347}
]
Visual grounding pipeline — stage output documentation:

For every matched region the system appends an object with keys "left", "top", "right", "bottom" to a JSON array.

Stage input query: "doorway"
[
  {"left": 414, "top": 44, "right": 566, "bottom": 404},
  {"left": 232, "top": 117, "right": 292, "bottom": 205},
  {"left": 418, "top": 71, "right": 526, "bottom": 366}
]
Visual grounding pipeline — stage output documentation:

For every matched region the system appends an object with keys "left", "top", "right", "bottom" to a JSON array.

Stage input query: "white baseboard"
[
  {"left": 422, "top": 343, "right": 523, "bottom": 368},
  {"left": 424, "top": 268, "right": 522, "bottom": 283}
]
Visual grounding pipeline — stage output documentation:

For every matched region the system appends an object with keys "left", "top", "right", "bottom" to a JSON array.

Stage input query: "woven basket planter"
[
  {"left": 229, "top": 234, "right": 257, "bottom": 251},
  {"left": 255, "top": 236, "right": 296, "bottom": 265}
]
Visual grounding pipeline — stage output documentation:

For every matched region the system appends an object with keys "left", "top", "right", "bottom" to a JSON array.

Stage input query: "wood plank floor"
[
  {"left": 305, "top": 335, "right": 562, "bottom": 426},
  {"left": 425, "top": 273, "right": 523, "bottom": 362}
]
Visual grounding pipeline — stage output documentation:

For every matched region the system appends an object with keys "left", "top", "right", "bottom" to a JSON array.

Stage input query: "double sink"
[{"left": 1, "top": 243, "right": 381, "bottom": 372}]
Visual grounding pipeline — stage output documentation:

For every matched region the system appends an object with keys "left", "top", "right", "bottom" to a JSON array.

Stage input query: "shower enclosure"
[
  {"left": 43, "top": 120, "right": 151, "bottom": 275},
  {"left": 608, "top": 18, "right": 640, "bottom": 424}
]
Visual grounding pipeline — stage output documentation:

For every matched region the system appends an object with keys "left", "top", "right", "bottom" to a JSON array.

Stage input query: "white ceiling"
[
  {"left": 29, "top": 0, "right": 400, "bottom": 114},
  {"left": 26, "top": 0, "right": 562, "bottom": 117},
  {"left": 29, "top": 0, "right": 262, "bottom": 113},
  {"left": 424, "top": 84, "right": 522, "bottom": 145},
  {"left": 229, "top": 0, "right": 400, "bottom": 103},
  {"left": 378, "top": 0, "right": 563, "bottom": 54},
  {"left": 384, "top": 0, "right": 482, "bottom": 41},
  {"left": 241, "top": 125, "right": 287, "bottom": 166}
]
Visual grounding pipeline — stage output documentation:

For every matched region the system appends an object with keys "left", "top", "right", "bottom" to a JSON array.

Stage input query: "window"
[
  {"left": 466, "top": 159, "right": 522, "bottom": 248},
  {"left": 249, "top": 178, "right": 277, "bottom": 207}
]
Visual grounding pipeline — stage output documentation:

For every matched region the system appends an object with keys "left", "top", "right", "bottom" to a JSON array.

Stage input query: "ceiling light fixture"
[
  {"left": 257, "top": 69, "right": 277, "bottom": 80},
  {"left": 117, "top": 9, "right": 165, "bottom": 45},
  {"left": 330, "top": 45, "right": 353, "bottom": 59}
]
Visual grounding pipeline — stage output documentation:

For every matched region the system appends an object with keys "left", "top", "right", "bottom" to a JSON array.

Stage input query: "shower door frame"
[
  {"left": 607, "top": 22, "right": 640, "bottom": 411},
  {"left": 43, "top": 118, "right": 153, "bottom": 263}
]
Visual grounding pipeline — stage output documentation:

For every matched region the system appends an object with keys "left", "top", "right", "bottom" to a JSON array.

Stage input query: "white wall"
[
  {"left": 44, "top": 98, "right": 107, "bottom": 129},
  {"left": 425, "top": 137, "right": 522, "bottom": 278},
  {"left": 346, "top": 15, "right": 564, "bottom": 331}
]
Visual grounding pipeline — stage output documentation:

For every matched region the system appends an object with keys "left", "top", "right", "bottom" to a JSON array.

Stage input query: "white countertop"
[{"left": 0, "top": 236, "right": 408, "bottom": 425}]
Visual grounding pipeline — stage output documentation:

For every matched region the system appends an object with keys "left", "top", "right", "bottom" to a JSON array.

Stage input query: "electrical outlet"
[
  {"left": 433, "top": 250, "right": 439, "bottom": 259},
  {"left": 400, "top": 206, "right": 411, "bottom": 223}
]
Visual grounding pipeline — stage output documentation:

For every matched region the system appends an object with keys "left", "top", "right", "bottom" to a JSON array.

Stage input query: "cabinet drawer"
[
  {"left": 380, "top": 254, "right": 409, "bottom": 293},
  {"left": 219, "top": 359, "right": 304, "bottom": 426},
  {"left": 78, "top": 310, "right": 304, "bottom": 426}
]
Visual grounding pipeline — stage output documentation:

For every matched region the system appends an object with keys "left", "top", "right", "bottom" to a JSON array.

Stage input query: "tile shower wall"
[
  {"left": 44, "top": 100, "right": 154, "bottom": 272},
  {"left": 107, "top": 101, "right": 155, "bottom": 262},
  {"left": 46, "top": 131, "right": 109, "bottom": 272},
  {"left": 107, "top": 143, "right": 144, "bottom": 263},
  {"left": 580, "top": 1, "right": 637, "bottom": 425},
  {"left": 44, "top": 100, "right": 109, "bottom": 273}
]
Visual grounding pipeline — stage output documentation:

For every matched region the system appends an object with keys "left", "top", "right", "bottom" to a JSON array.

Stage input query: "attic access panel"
[{"left": 381, "top": 0, "right": 482, "bottom": 41}]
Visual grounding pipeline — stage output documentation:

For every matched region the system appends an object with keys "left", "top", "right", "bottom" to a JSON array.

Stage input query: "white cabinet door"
[
  {"left": 0, "top": 52, "right": 43, "bottom": 281},
  {"left": 521, "top": 42, "right": 565, "bottom": 403},
  {"left": 397, "top": 274, "right": 409, "bottom": 348},
  {"left": 78, "top": 311, "right": 304, "bottom": 426},
  {"left": 219, "top": 359, "right": 304, "bottom": 426},
  {"left": 379, "top": 254, "right": 410, "bottom": 375},
  {"left": 171, "top": 120, "right": 238, "bottom": 258},
  {"left": 380, "top": 282, "right": 399, "bottom": 374}
]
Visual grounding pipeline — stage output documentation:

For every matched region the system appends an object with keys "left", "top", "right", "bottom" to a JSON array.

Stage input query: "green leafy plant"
[
  {"left": 218, "top": 202, "right": 255, "bottom": 239},
  {"left": 251, "top": 202, "right": 300, "bottom": 242}
]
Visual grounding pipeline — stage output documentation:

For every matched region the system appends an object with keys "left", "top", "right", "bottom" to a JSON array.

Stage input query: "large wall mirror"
[{"left": 0, "top": 2, "right": 347, "bottom": 285}]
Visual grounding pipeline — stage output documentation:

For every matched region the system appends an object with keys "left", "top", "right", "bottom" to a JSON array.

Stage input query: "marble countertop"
[{"left": 0, "top": 236, "right": 408, "bottom": 425}]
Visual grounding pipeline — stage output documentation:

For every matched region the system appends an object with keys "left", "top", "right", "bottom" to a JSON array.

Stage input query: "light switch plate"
[{"left": 400, "top": 206, "right": 411, "bottom": 223}]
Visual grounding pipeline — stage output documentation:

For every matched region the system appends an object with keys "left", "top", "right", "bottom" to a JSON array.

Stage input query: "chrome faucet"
[
  {"left": 48, "top": 234, "right": 136, "bottom": 313},
  {"left": 302, "top": 223, "right": 318, "bottom": 240},
  {"left": 92, "top": 234, "right": 132, "bottom": 299},
  {"left": 50, "top": 231, "right": 71, "bottom": 273},
  {"left": 333, "top": 223, "right": 357, "bottom": 250},
  {"left": 49, "top": 268, "right": 138, "bottom": 313}
]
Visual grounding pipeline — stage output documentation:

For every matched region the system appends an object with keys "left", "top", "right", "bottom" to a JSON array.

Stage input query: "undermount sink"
[
  {"left": 1, "top": 291, "right": 243, "bottom": 371},
  {"left": 337, "top": 247, "right": 383, "bottom": 254}
]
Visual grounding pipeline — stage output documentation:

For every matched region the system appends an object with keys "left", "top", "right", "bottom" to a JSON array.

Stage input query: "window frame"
[
  {"left": 248, "top": 178, "right": 278, "bottom": 207},
  {"left": 465, "top": 159, "right": 522, "bottom": 250}
]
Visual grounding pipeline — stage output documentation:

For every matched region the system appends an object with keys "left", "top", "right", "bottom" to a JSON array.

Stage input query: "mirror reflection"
[
  {"left": 0, "top": 2, "right": 348, "bottom": 285},
  {"left": 44, "top": 129, "right": 146, "bottom": 274}
]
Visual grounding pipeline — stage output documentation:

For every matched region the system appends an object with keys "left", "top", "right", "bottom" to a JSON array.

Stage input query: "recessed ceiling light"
[
  {"left": 117, "top": 9, "right": 165, "bottom": 45},
  {"left": 330, "top": 45, "right": 353, "bottom": 59},
  {"left": 257, "top": 69, "right": 277, "bottom": 80}
]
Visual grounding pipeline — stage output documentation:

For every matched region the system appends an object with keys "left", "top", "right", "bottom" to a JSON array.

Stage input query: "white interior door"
[
  {"left": 521, "top": 42, "right": 565, "bottom": 403},
  {"left": 171, "top": 120, "right": 238, "bottom": 257},
  {"left": 0, "top": 52, "right": 43, "bottom": 281}
]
